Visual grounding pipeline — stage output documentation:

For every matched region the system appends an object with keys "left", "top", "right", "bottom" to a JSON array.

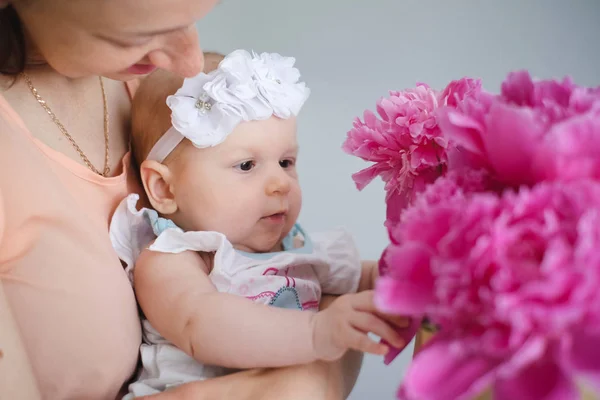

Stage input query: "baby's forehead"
[
  {"left": 220, "top": 133, "right": 299, "bottom": 155},
  {"left": 225, "top": 117, "right": 298, "bottom": 146}
]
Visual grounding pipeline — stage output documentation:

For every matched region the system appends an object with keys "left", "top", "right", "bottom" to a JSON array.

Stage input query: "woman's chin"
[{"left": 103, "top": 70, "right": 155, "bottom": 81}]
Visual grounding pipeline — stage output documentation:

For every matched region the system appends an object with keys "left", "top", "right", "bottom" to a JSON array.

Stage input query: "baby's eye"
[
  {"left": 235, "top": 160, "right": 256, "bottom": 172},
  {"left": 279, "top": 159, "right": 295, "bottom": 169}
]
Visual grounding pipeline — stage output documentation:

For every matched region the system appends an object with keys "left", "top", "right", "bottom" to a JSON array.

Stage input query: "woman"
[{"left": 0, "top": 0, "right": 364, "bottom": 399}]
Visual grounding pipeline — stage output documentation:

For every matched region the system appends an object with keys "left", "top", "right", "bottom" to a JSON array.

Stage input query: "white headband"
[{"left": 146, "top": 49, "right": 311, "bottom": 163}]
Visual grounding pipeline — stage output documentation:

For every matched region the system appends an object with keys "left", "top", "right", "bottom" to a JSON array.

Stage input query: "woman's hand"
[{"left": 138, "top": 364, "right": 343, "bottom": 400}]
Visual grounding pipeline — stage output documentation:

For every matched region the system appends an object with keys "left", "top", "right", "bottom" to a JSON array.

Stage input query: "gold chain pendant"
[{"left": 21, "top": 72, "right": 110, "bottom": 177}]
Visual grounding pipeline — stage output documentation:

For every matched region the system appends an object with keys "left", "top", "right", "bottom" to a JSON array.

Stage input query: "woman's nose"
[{"left": 147, "top": 25, "right": 204, "bottom": 77}]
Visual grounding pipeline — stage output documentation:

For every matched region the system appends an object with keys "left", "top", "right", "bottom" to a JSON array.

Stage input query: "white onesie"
[{"left": 109, "top": 194, "right": 362, "bottom": 398}]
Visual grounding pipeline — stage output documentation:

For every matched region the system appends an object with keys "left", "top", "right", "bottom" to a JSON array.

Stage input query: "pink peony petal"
[
  {"left": 531, "top": 76, "right": 574, "bottom": 109},
  {"left": 382, "top": 318, "right": 420, "bottom": 365},
  {"left": 440, "top": 77, "right": 483, "bottom": 108},
  {"left": 446, "top": 146, "right": 489, "bottom": 171},
  {"left": 493, "top": 356, "right": 578, "bottom": 400},
  {"left": 533, "top": 112, "right": 600, "bottom": 182},
  {"left": 411, "top": 145, "right": 444, "bottom": 169},
  {"left": 374, "top": 243, "right": 435, "bottom": 315},
  {"left": 562, "top": 328, "right": 600, "bottom": 392},
  {"left": 482, "top": 102, "right": 544, "bottom": 186},
  {"left": 385, "top": 189, "right": 411, "bottom": 225},
  {"left": 400, "top": 338, "right": 499, "bottom": 400},
  {"left": 500, "top": 70, "right": 535, "bottom": 106},
  {"left": 570, "top": 86, "right": 600, "bottom": 113},
  {"left": 375, "top": 275, "right": 434, "bottom": 316},
  {"left": 438, "top": 109, "right": 487, "bottom": 155},
  {"left": 351, "top": 165, "right": 383, "bottom": 190}
]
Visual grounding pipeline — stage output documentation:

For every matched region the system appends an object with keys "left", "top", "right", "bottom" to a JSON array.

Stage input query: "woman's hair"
[{"left": 0, "top": 5, "right": 27, "bottom": 76}]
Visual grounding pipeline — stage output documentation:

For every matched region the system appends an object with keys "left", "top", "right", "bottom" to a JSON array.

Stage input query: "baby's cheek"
[{"left": 221, "top": 214, "right": 255, "bottom": 242}]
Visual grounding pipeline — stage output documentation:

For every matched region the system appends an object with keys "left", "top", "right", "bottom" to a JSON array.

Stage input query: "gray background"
[{"left": 196, "top": 1, "right": 600, "bottom": 398}]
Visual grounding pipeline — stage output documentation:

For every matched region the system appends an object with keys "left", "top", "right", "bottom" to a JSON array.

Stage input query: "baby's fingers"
[
  {"left": 346, "top": 290, "right": 378, "bottom": 312},
  {"left": 346, "top": 329, "right": 388, "bottom": 356},
  {"left": 351, "top": 312, "right": 405, "bottom": 349},
  {"left": 376, "top": 313, "right": 412, "bottom": 329}
]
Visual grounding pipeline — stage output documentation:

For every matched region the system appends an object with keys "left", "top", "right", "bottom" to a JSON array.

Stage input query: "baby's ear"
[{"left": 140, "top": 160, "right": 178, "bottom": 215}]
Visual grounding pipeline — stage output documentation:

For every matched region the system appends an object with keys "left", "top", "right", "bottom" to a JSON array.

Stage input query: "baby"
[{"left": 110, "top": 50, "right": 407, "bottom": 397}]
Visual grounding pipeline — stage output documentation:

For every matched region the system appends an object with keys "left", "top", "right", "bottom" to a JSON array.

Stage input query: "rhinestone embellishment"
[{"left": 195, "top": 93, "right": 212, "bottom": 113}]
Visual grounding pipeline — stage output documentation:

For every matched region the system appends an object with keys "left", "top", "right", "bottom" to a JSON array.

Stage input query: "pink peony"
[
  {"left": 375, "top": 180, "right": 600, "bottom": 400},
  {"left": 533, "top": 110, "right": 600, "bottom": 181},
  {"left": 438, "top": 71, "right": 600, "bottom": 188},
  {"left": 439, "top": 77, "right": 484, "bottom": 109},
  {"left": 343, "top": 69, "right": 600, "bottom": 399},
  {"left": 342, "top": 78, "right": 482, "bottom": 224}
]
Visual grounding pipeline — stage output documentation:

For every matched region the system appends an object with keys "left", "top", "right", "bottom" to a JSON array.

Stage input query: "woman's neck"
[
  {"left": 18, "top": 64, "right": 100, "bottom": 98},
  {"left": 0, "top": 56, "right": 132, "bottom": 178},
  {"left": 1, "top": 56, "right": 96, "bottom": 94},
  {"left": 16, "top": 33, "right": 100, "bottom": 90}
]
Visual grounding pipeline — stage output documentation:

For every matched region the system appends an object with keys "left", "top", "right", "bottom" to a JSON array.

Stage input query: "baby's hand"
[{"left": 310, "top": 290, "right": 406, "bottom": 361}]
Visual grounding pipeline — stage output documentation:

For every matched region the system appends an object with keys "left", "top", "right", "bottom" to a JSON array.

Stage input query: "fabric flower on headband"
[{"left": 167, "top": 49, "right": 310, "bottom": 149}]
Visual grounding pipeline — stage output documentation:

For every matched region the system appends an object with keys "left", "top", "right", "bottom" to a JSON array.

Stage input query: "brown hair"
[
  {"left": 131, "top": 51, "right": 226, "bottom": 166},
  {"left": 131, "top": 70, "right": 183, "bottom": 166},
  {"left": 203, "top": 51, "right": 225, "bottom": 75},
  {"left": 0, "top": 5, "right": 26, "bottom": 76}
]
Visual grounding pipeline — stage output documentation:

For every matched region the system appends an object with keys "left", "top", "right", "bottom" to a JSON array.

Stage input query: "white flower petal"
[{"left": 176, "top": 72, "right": 213, "bottom": 97}]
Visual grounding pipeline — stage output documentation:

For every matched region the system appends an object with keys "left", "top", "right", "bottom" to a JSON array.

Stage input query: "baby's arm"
[
  {"left": 134, "top": 248, "right": 403, "bottom": 370},
  {"left": 135, "top": 248, "right": 315, "bottom": 369}
]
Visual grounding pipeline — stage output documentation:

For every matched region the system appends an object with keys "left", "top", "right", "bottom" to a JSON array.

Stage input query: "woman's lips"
[{"left": 126, "top": 64, "right": 157, "bottom": 75}]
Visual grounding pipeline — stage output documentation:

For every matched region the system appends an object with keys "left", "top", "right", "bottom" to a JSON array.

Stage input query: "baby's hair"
[
  {"left": 130, "top": 70, "right": 182, "bottom": 166},
  {"left": 203, "top": 51, "right": 226, "bottom": 74},
  {"left": 130, "top": 51, "right": 226, "bottom": 167}
]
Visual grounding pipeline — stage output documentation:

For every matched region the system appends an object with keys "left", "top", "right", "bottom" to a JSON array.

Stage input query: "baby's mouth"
[{"left": 262, "top": 211, "right": 287, "bottom": 223}]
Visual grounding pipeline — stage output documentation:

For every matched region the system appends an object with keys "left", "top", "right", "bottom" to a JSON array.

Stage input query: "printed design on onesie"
[
  {"left": 269, "top": 286, "right": 302, "bottom": 310},
  {"left": 244, "top": 265, "right": 320, "bottom": 311}
]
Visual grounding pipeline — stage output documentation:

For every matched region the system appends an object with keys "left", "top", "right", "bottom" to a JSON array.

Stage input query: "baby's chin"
[
  {"left": 232, "top": 240, "right": 283, "bottom": 254},
  {"left": 230, "top": 225, "right": 293, "bottom": 253}
]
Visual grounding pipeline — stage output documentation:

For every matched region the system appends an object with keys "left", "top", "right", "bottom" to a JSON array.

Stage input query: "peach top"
[{"left": 0, "top": 81, "right": 142, "bottom": 399}]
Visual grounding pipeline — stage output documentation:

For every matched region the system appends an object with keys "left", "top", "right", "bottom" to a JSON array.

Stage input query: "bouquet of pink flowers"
[{"left": 343, "top": 71, "right": 600, "bottom": 400}]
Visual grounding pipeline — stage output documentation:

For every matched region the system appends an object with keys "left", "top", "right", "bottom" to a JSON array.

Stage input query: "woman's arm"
[
  {"left": 139, "top": 295, "right": 363, "bottom": 400},
  {"left": 0, "top": 280, "right": 41, "bottom": 400}
]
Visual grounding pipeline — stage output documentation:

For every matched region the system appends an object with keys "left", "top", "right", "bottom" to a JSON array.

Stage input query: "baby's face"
[{"left": 170, "top": 116, "right": 302, "bottom": 253}]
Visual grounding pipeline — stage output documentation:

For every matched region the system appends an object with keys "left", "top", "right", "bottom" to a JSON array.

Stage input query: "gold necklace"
[{"left": 21, "top": 72, "right": 111, "bottom": 177}]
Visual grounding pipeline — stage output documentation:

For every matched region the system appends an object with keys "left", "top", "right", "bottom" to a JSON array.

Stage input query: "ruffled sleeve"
[
  {"left": 109, "top": 194, "right": 156, "bottom": 283},
  {"left": 149, "top": 229, "right": 236, "bottom": 276},
  {"left": 109, "top": 193, "right": 237, "bottom": 280},
  {"left": 310, "top": 228, "right": 362, "bottom": 295}
]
